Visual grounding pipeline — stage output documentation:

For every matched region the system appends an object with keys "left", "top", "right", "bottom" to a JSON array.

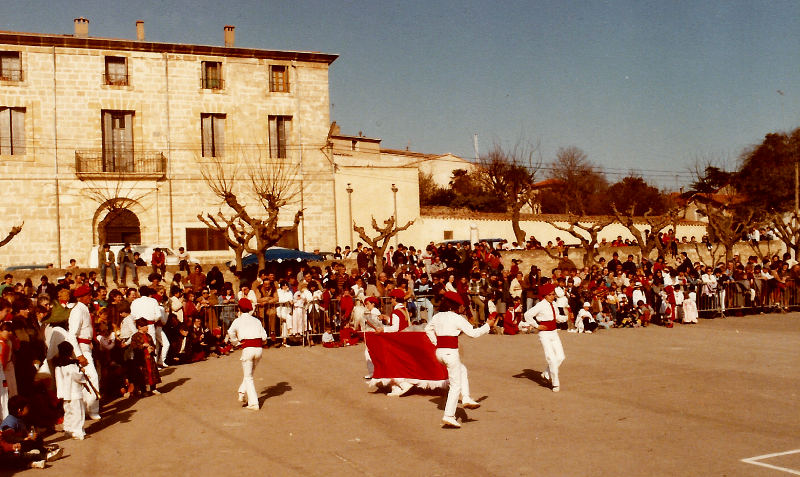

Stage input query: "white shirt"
[
  {"left": 237, "top": 289, "right": 258, "bottom": 305},
  {"left": 227, "top": 312, "right": 267, "bottom": 345},
  {"left": 119, "top": 315, "right": 137, "bottom": 344},
  {"left": 67, "top": 301, "right": 93, "bottom": 357},
  {"left": 424, "top": 311, "right": 489, "bottom": 345},
  {"left": 524, "top": 299, "right": 557, "bottom": 325},
  {"left": 384, "top": 304, "right": 404, "bottom": 332},
  {"left": 130, "top": 296, "right": 164, "bottom": 323}
]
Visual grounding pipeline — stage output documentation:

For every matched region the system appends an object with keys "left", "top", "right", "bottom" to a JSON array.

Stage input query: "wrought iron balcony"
[
  {"left": 0, "top": 69, "right": 23, "bottom": 81},
  {"left": 103, "top": 73, "right": 129, "bottom": 86},
  {"left": 201, "top": 77, "right": 224, "bottom": 90},
  {"left": 75, "top": 150, "right": 167, "bottom": 180}
]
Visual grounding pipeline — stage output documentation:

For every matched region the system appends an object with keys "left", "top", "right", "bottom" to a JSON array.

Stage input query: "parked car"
[{"left": 87, "top": 244, "right": 199, "bottom": 269}]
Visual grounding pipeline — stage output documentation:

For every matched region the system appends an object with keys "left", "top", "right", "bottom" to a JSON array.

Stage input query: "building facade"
[{"left": 0, "top": 19, "right": 338, "bottom": 266}]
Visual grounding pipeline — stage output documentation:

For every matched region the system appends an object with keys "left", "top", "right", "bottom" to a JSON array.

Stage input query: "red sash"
[
  {"left": 240, "top": 338, "right": 262, "bottom": 348},
  {"left": 77, "top": 338, "right": 93, "bottom": 345},
  {"left": 436, "top": 335, "right": 459, "bottom": 348}
]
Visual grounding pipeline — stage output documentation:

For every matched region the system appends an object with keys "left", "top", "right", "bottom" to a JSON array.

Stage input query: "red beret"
[
  {"left": 364, "top": 296, "right": 380, "bottom": 306},
  {"left": 443, "top": 291, "right": 463, "bottom": 306},
  {"left": 238, "top": 298, "right": 253, "bottom": 312},
  {"left": 389, "top": 288, "right": 406, "bottom": 300},
  {"left": 74, "top": 285, "right": 92, "bottom": 298},
  {"left": 538, "top": 283, "right": 556, "bottom": 299}
]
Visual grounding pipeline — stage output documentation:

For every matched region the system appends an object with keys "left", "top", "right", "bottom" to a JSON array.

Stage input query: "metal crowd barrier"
[{"left": 696, "top": 278, "right": 800, "bottom": 317}]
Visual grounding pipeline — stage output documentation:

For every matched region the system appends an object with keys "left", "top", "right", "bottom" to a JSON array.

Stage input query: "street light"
[
  {"left": 391, "top": 183, "right": 399, "bottom": 247},
  {"left": 346, "top": 183, "right": 354, "bottom": 248}
]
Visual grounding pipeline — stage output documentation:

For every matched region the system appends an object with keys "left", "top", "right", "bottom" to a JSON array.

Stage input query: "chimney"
[
  {"left": 74, "top": 17, "right": 89, "bottom": 38},
  {"left": 136, "top": 20, "right": 145, "bottom": 41},
  {"left": 224, "top": 25, "right": 235, "bottom": 47}
]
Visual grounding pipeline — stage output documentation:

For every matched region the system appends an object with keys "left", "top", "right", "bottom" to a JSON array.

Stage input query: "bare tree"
[
  {"left": 197, "top": 211, "right": 253, "bottom": 273},
  {"left": 353, "top": 216, "right": 415, "bottom": 276},
  {"left": 0, "top": 222, "right": 23, "bottom": 248},
  {"left": 612, "top": 204, "right": 679, "bottom": 260},
  {"left": 764, "top": 210, "right": 800, "bottom": 259},
  {"left": 475, "top": 142, "right": 539, "bottom": 245},
  {"left": 547, "top": 215, "right": 614, "bottom": 268},
  {"left": 200, "top": 150, "right": 303, "bottom": 272}
]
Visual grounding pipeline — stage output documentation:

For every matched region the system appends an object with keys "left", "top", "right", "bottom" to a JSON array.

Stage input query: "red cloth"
[
  {"left": 504, "top": 309, "right": 520, "bottom": 335},
  {"left": 436, "top": 335, "right": 458, "bottom": 348},
  {"left": 365, "top": 332, "right": 447, "bottom": 381}
]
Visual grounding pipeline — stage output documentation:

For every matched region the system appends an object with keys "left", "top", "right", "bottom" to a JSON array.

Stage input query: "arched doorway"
[{"left": 99, "top": 208, "right": 141, "bottom": 244}]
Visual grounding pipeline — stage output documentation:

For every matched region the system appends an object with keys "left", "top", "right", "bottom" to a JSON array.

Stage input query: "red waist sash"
[
  {"left": 240, "top": 338, "right": 263, "bottom": 348},
  {"left": 436, "top": 335, "right": 459, "bottom": 348},
  {"left": 77, "top": 338, "right": 93, "bottom": 345},
  {"left": 538, "top": 321, "right": 557, "bottom": 331}
]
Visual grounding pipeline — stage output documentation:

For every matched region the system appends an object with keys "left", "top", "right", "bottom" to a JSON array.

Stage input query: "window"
[
  {"left": 201, "top": 113, "right": 225, "bottom": 157},
  {"left": 0, "top": 52, "right": 22, "bottom": 81},
  {"left": 443, "top": 231, "right": 453, "bottom": 240},
  {"left": 201, "top": 61, "right": 223, "bottom": 89},
  {"left": 186, "top": 228, "right": 228, "bottom": 251},
  {"left": 268, "top": 115, "right": 292, "bottom": 158},
  {"left": 104, "top": 56, "right": 128, "bottom": 85},
  {"left": 270, "top": 65, "right": 289, "bottom": 92},
  {"left": 101, "top": 110, "right": 134, "bottom": 172},
  {"left": 0, "top": 107, "right": 25, "bottom": 155}
]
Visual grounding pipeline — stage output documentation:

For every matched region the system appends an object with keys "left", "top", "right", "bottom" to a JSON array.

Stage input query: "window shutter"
[
  {"left": 0, "top": 108, "right": 10, "bottom": 155},
  {"left": 268, "top": 116, "right": 277, "bottom": 158},
  {"left": 10, "top": 108, "right": 24, "bottom": 155},
  {"left": 213, "top": 115, "right": 225, "bottom": 157},
  {"left": 122, "top": 113, "right": 134, "bottom": 171},
  {"left": 102, "top": 111, "right": 113, "bottom": 171},
  {"left": 201, "top": 114, "right": 212, "bottom": 157}
]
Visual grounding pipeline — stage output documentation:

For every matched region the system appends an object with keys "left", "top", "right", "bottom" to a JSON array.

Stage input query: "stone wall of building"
[{"left": 0, "top": 38, "right": 335, "bottom": 267}]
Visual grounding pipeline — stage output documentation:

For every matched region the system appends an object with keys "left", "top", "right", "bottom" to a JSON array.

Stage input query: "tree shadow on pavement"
[
  {"left": 513, "top": 368, "right": 550, "bottom": 389},
  {"left": 259, "top": 381, "right": 292, "bottom": 405}
]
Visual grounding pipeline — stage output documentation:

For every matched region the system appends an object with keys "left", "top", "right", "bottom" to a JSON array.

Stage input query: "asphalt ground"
[{"left": 7, "top": 313, "right": 800, "bottom": 477}]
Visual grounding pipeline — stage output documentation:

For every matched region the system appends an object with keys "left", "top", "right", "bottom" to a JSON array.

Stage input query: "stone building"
[{"left": 0, "top": 18, "right": 338, "bottom": 266}]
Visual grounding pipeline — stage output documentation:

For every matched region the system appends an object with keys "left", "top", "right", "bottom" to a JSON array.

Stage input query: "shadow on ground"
[
  {"left": 259, "top": 381, "right": 292, "bottom": 405},
  {"left": 513, "top": 368, "right": 550, "bottom": 389}
]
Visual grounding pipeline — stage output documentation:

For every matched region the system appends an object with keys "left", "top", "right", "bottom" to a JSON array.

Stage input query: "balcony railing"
[
  {"left": 201, "top": 77, "right": 224, "bottom": 90},
  {"left": 75, "top": 150, "right": 167, "bottom": 180},
  {"left": 0, "top": 69, "right": 23, "bottom": 81},
  {"left": 103, "top": 73, "right": 129, "bottom": 86}
]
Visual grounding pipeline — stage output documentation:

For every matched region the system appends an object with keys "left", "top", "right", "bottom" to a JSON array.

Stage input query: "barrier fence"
[{"left": 696, "top": 278, "right": 800, "bottom": 316}]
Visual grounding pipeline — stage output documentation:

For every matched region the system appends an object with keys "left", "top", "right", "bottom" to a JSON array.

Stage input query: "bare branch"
[{"left": 0, "top": 222, "right": 23, "bottom": 248}]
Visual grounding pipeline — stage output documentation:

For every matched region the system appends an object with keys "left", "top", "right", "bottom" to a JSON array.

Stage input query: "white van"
[{"left": 87, "top": 244, "right": 199, "bottom": 269}]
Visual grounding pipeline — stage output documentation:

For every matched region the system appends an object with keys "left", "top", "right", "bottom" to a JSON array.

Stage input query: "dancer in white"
[
  {"left": 523, "top": 283, "right": 566, "bottom": 392},
  {"left": 130, "top": 286, "right": 169, "bottom": 368},
  {"left": 65, "top": 285, "right": 101, "bottom": 420},
  {"left": 227, "top": 298, "right": 267, "bottom": 410},
  {"left": 362, "top": 296, "right": 383, "bottom": 379},
  {"left": 425, "top": 291, "right": 496, "bottom": 428}
]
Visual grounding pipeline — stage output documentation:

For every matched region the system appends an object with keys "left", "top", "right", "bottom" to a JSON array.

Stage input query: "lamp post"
[
  {"left": 346, "top": 183, "right": 354, "bottom": 248},
  {"left": 391, "top": 183, "right": 399, "bottom": 247}
]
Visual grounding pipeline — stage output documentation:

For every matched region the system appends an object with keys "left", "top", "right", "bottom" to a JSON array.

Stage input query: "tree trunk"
[{"left": 511, "top": 206, "right": 526, "bottom": 245}]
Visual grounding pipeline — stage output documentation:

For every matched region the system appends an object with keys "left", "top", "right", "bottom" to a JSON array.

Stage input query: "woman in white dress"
[
  {"left": 276, "top": 281, "right": 294, "bottom": 346},
  {"left": 682, "top": 290, "right": 698, "bottom": 324}
]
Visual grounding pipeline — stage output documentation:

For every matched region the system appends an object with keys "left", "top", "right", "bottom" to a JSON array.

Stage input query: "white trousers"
[
  {"left": 78, "top": 343, "right": 100, "bottom": 417},
  {"left": 538, "top": 330, "right": 565, "bottom": 387},
  {"left": 0, "top": 384, "right": 7, "bottom": 421},
  {"left": 63, "top": 398, "right": 85, "bottom": 438},
  {"left": 364, "top": 347, "right": 374, "bottom": 378},
  {"left": 239, "top": 347, "right": 263, "bottom": 407},
  {"left": 148, "top": 325, "right": 170, "bottom": 366},
  {"left": 435, "top": 348, "right": 471, "bottom": 418}
]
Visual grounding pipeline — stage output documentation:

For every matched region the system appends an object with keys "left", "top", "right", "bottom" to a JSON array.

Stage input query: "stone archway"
[{"left": 99, "top": 208, "right": 141, "bottom": 245}]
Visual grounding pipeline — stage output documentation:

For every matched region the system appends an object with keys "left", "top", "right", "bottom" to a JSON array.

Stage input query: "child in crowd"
[
  {"left": 1, "top": 395, "right": 63, "bottom": 462},
  {"left": 53, "top": 341, "right": 86, "bottom": 440},
  {"left": 321, "top": 326, "right": 338, "bottom": 348}
]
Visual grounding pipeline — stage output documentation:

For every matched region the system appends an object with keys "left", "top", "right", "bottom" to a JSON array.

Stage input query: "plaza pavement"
[{"left": 10, "top": 313, "right": 800, "bottom": 476}]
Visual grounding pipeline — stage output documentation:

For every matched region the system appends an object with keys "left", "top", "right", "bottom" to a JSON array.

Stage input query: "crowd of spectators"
[{"left": 0, "top": 235, "right": 796, "bottom": 467}]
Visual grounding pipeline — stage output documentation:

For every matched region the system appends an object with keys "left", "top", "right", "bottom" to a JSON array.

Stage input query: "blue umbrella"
[{"left": 238, "top": 247, "right": 322, "bottom": 268}]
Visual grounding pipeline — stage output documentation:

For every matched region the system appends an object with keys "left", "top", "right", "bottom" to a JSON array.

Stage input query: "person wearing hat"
[
  {"left": 227, "top": 298, "right": 267, "bottom": 410},
  {"left": 129, "top": 318, "right": 161, "bottom": 396},
  {"left": 523, "top": 282, "right": 566, "bottom": 392},
  {"left": 574, "top": 302, "right": 597, "bottom": 333},
  {"left": 387, "top": 288, "right": 410, "bottom": 333},
  {"left": 631, "top": 282, "right": 647, "bottom": 308},
  {"left": 424, "top": 291, "right": 496, "bottom": 428},
  {"left": 65, "top": 285, "right": 101, "bottom": 419}
]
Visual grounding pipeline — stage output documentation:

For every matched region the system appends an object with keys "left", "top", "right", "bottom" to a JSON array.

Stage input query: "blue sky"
[{"left": 4, "top": 0, "right": 799, "bottom": 188}]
